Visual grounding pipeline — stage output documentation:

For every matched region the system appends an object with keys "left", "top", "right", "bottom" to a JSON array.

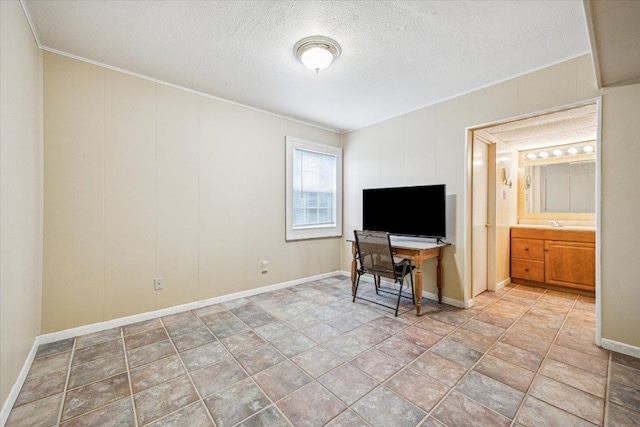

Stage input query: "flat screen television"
[{"left": 362, "top": 184, "right": 446, "bottom": 240}]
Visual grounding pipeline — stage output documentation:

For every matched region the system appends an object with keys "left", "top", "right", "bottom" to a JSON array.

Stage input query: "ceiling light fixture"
[{"left": 294, "top": 36, "right": 341, "bottom": 73}]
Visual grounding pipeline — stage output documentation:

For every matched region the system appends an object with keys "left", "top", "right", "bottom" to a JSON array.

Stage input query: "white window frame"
[{"left": 285, "top": 136, "right": 342, "bottom": 241}]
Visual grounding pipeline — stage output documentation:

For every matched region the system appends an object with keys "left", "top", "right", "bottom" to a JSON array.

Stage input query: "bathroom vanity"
[{"left": 510, "top": 226, "right": 596, "bottom": 294}]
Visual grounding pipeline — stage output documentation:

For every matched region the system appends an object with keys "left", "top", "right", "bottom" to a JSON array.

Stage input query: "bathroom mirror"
[{"left": 524, "top": 160, "right": 596, "bottom": 213}]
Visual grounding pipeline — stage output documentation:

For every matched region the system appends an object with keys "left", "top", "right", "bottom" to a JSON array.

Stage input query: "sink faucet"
[{"left": 550, "top": 220, "right": 564, "bottom": 227}]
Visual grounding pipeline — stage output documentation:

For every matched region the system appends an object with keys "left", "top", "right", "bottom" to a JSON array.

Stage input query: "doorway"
[{"left": 466, "top": 100, "right": 601, "bottom": 329}]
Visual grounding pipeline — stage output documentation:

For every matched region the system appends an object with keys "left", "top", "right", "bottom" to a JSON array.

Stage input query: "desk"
[{"left": 348, "top": 237, "right": 449, "bottom": 316}]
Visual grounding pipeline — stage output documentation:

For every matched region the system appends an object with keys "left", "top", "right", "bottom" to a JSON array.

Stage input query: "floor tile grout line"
[
  {"left": 49, "top": 332, "right": 137, "bottom": 426},
  {"left": 11, "top": 279, "right": 612, "bottom": 427},
  {"left": 153, "top": 316, "right": 219, "bottom": 427},
  {"left": 121, "top": 327, "right": 140, "bottom": 427},
  {"left": 54, "top": 338, "right": 76, "bottom": 426},
  {"left": 509, "top": 292, "right": 606, "bottom": 427},
  {"left": 211, "top": 289, "right": 388, "bottom": 426},
  {"left": 190, "top": 302, "right": 298, "bottom": 427},
  {"left": 316, "top": 285, "right": 516, "bottom": 426},
  {"left": 301, "top": 290, "right": 482, "bottom": 425},
  {"left": 414, "top": 283, "right": 550, "bottom": 426}
]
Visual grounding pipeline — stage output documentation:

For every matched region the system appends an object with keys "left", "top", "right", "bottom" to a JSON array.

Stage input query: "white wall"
[
  {"left": 0, "top": 1, "right": 43, "bottom": 407},
  {"left": 42, "top": 52, "right": 342, "bottom": 333}
]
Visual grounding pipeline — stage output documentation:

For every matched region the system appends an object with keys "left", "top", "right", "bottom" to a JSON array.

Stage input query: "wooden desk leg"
[
  {"left": 414, "top": 261, "right": 423, "bottom": 315},
  {"left": 351, "top": 242, "right": 357, "bottom": 296},
  {"left": 436, "top": 247, "right": 444, "bottom": 303}
]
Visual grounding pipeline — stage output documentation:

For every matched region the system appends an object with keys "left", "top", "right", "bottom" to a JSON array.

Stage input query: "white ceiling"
[
  {"left": 476, "top": 102, "right": 598, "bottom": 151},
  {"left": 22, "top": 0, "right": 591, "bottom": 132}
]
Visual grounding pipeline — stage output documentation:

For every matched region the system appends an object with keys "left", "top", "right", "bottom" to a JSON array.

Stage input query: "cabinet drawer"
[
  {"left": 511, "top": 259, "right": 544, "bottom": 282},
  {"left": 511, "top": 238, "right": 544, "bottom": 260}
]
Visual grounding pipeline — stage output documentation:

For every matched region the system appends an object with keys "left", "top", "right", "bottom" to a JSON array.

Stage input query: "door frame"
[
  {"left": 470, "top": 136, "right": 496, "bottom": 297},
  {"left": 463, "top": 97, "right": 603, "bottom": 345}
]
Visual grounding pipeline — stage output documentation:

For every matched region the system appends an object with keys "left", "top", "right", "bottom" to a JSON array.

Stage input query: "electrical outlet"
[
  {"left": 154, "top": 278, "right": 163, "bottom": 290},
  {"left": 261, "top": 261, "right": 269, "bottom": 273}
]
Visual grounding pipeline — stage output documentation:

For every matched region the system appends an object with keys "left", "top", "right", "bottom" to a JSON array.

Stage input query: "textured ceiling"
[
  {"left": 22, "top": 0, "right": 591, "bottom": 132},
  {"left": 477, "top": 103, "right": 597, "bottom": 151}
]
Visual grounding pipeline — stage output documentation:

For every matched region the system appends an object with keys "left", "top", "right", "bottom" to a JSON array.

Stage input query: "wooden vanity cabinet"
[{"left": 510, "top": 227, "right": 596, "bottom": 293}]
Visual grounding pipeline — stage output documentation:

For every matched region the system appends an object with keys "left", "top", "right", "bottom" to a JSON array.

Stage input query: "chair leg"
[
  {"left": 395, "top": 277, "right": 404, "bottom": 317},
  {"left": 353, "top": 274, "right": 361, "bottom": 303},
  {"left": 374, "top": 275, "right": 380, "bottom": 295}
]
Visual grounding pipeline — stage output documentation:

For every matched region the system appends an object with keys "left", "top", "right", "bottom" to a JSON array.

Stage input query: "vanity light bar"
[{"left": 525, "top": 144, "right": 595, "bottom": 160}]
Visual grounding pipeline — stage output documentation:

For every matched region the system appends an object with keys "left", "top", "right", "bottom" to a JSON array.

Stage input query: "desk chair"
[{"left": 353, "top": 230, "right": 416, "bottom": 316}]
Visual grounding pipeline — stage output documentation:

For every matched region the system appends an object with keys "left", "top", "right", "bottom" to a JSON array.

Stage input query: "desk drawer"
[
  {"left": 511, "top": 238, "right": 544, "bottom": 261},
  {"left": 511, "top": 259, "right": 544, "bottom": 282}
]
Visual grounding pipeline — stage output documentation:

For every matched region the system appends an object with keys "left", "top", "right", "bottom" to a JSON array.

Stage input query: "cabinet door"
[{"left": 544, "top": 241, "right": 595, "bottom": 290}]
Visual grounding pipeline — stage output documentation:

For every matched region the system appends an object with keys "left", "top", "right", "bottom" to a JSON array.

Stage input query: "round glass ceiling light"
[
  {"left": 526, "top": 153, "right": 537, "bottom": 160},
  {"left": 294, "top": 36, "right": 341, "bottom": 73},
  {"left": 539, "top": 151, "right": 549, "bottom": 159},
  {"left": 568, "top": 147, "right": 578, "bottom": 155},
  {"left": 553, "top": 149, "right": 563, "bottom": 157},
  {"left": 583, "top": 145, "right": 594, "bottom": 153}
]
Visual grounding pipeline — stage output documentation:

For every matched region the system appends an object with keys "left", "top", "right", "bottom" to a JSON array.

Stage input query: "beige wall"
[
  {"left": 341, "top": 54, "right": 600, "bottom": 304},
  {"left": 43, "top": 52, "right": 341, "bottom": 333},
  {"left": 495, "top": 142, "right": 519, "bottom": 287},
  {"left": 600, "top": 83, "right": 640, "bottom": 347},
  {"left": 0, "top": 1, "right": 43, "bottom": 406}
]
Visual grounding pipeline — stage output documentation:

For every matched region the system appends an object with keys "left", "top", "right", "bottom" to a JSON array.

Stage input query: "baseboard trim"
[
  {"left": 38, "top": 271, "right": 343, "bottom": 345},
  {"left": 0, "top": 340, "right": 39, "bottom": 426},
  {"left": 495, "top": 278, "right": 511, "bottom": 291},
  {"left": 601, "top": 338, "right": 640, "bottom": 359},
  {"left": 1, "top": 271, "right": 345, "bottom": 424}
]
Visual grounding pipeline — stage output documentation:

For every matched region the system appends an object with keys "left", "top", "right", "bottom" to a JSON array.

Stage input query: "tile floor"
[{"left": 5, "top": 276, "right": 640, "bottom": 427}]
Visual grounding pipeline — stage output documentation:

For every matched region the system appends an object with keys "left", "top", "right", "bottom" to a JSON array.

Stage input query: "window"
[{"left": 286, "top": 136, "right": 342, "bottom": 241}]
